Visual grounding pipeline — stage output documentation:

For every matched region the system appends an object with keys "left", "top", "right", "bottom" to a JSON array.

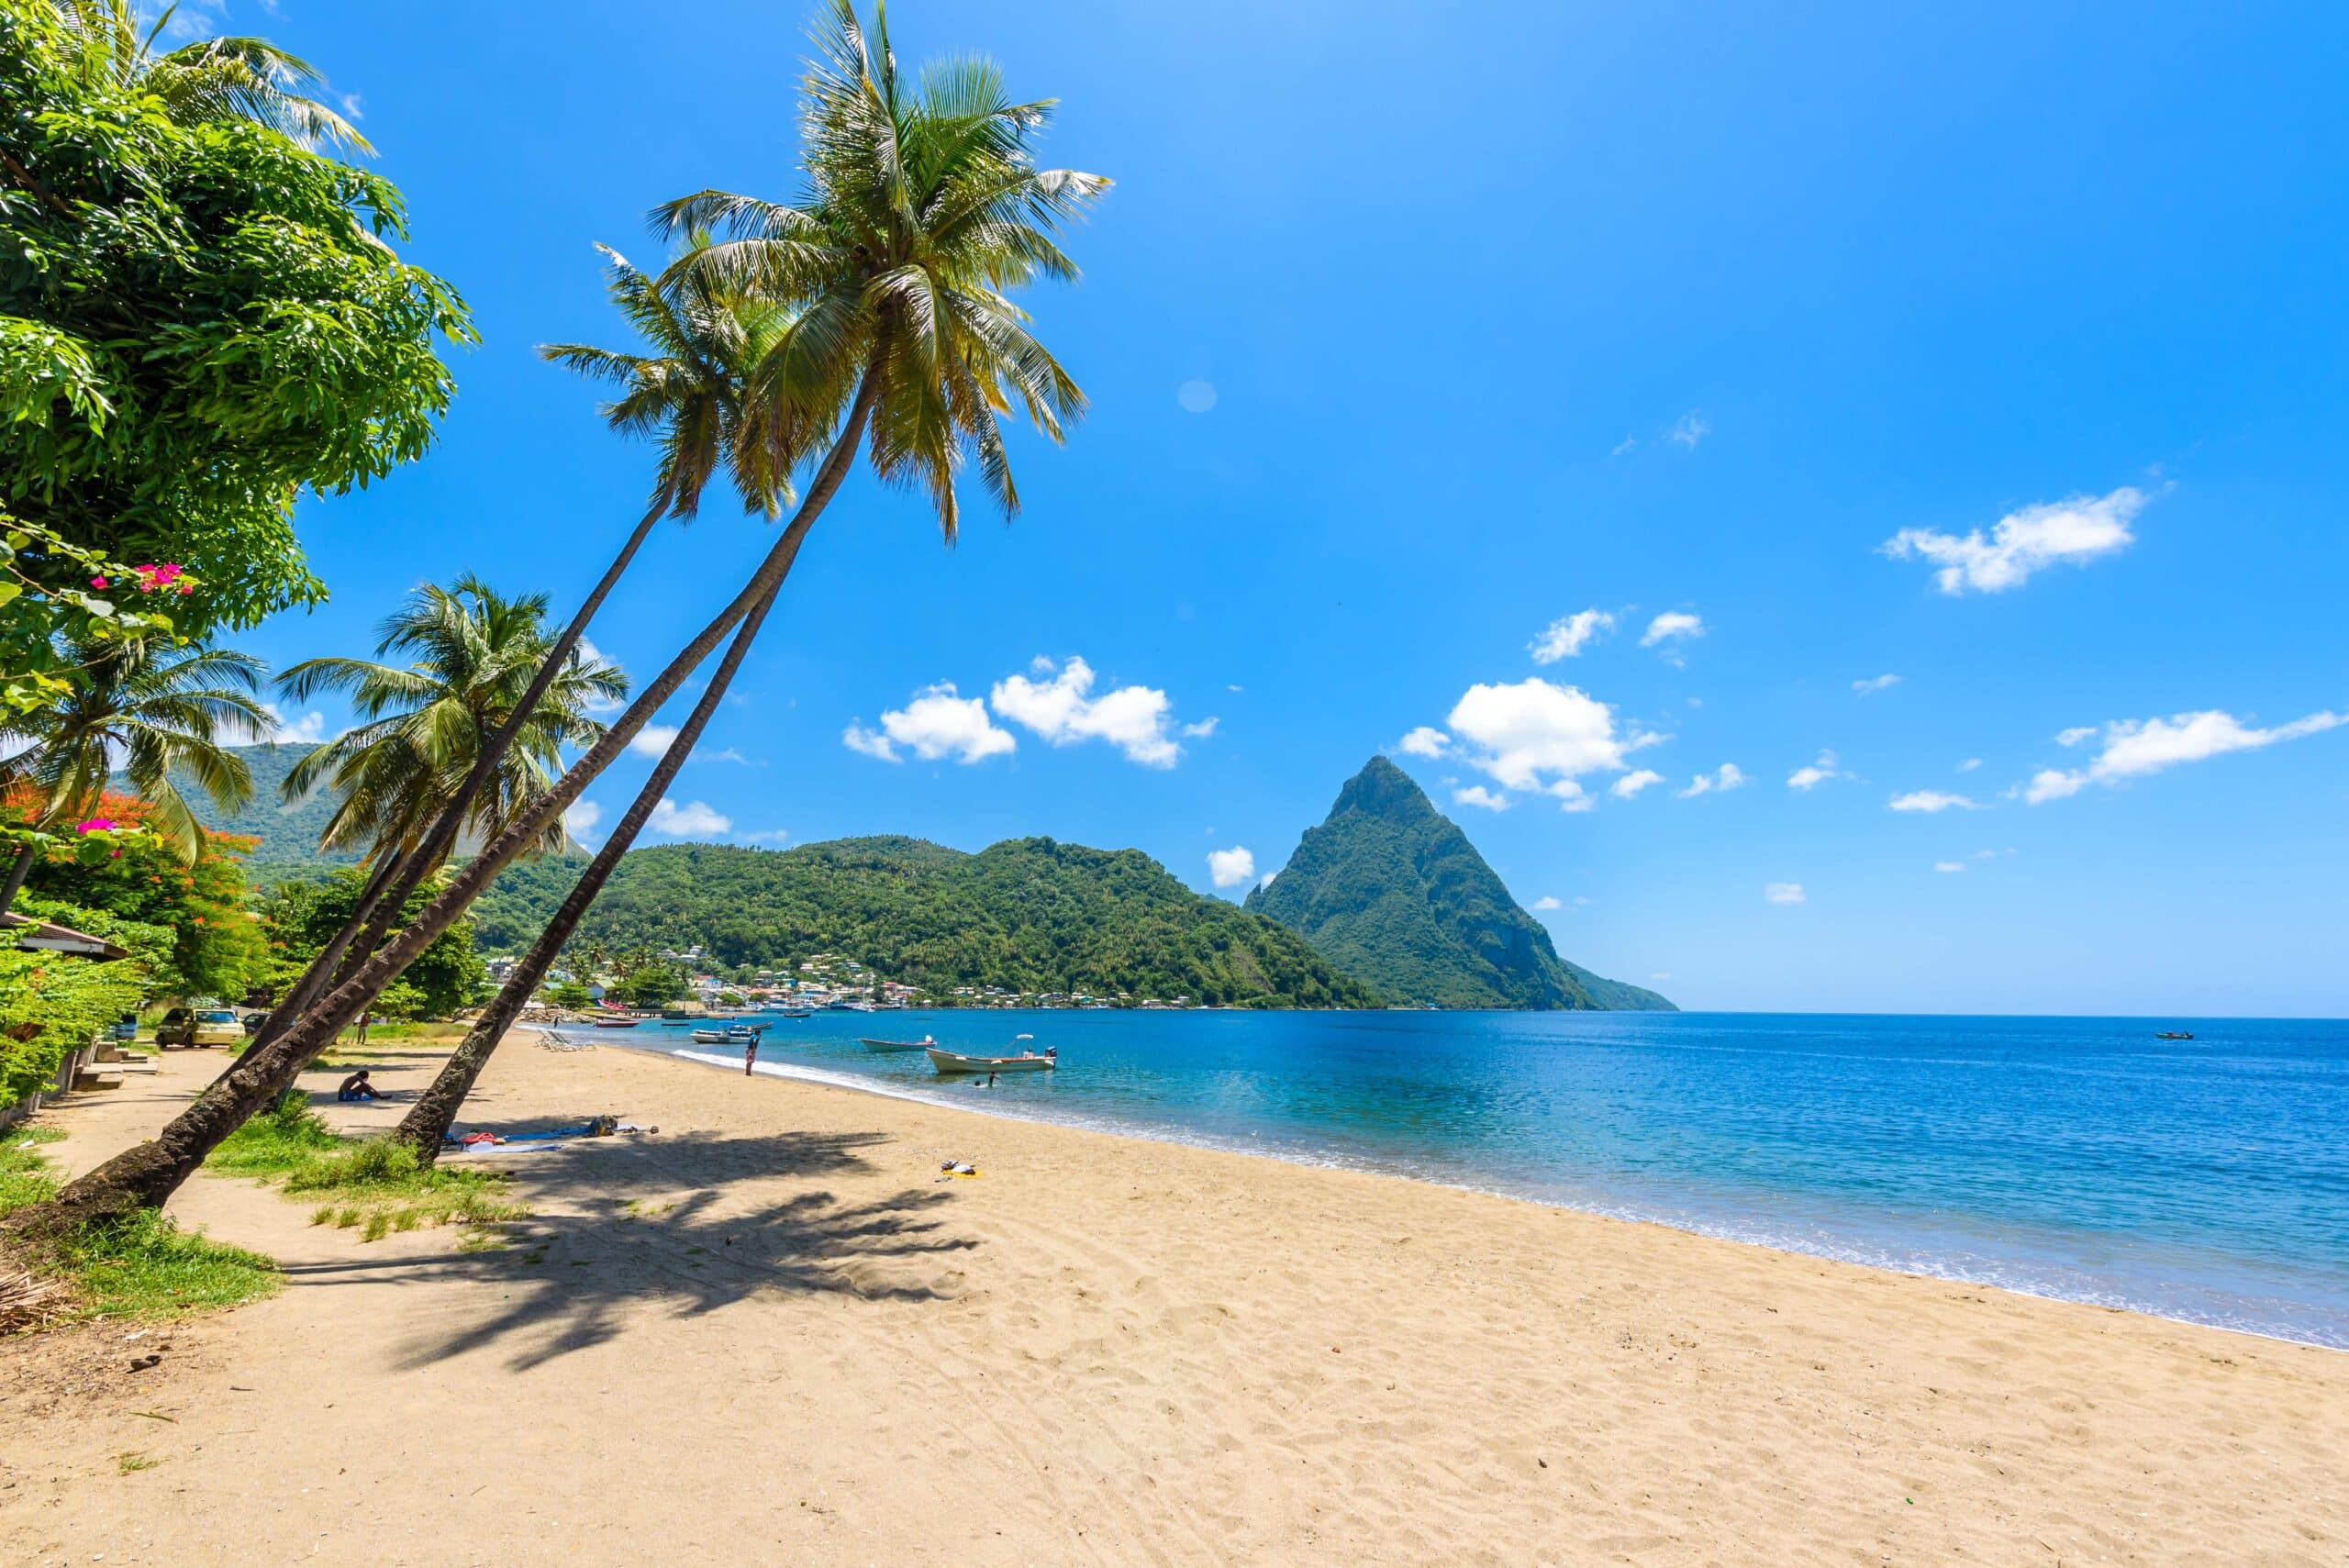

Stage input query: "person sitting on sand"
[{"left": 337, "top": 1069, "right": 379, "bottom": 1103}]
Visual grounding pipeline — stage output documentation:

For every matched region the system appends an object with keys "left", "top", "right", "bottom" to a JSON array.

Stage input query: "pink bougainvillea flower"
[
  {"left": 74, "top": 817, "right": 117, "bottom": 834},
  {"left": 91, "top": 576, "right": 108, "bottom": 589}
]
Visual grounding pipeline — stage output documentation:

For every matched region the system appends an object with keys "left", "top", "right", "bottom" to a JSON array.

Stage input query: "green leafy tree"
[
  {"left": 256, "top": 869, "right": 484, "bottom": 1020},
  {"left": 0, "top": 0, "right": 471, "bottom": 631},
  {"left": 544, "top": 978, "right": 593, "bottom": 1010},
  {"left": 614, "top": 962, "right": 686, "bottom": 1008},
  {"left": 0, "top": 637, "right": 268, "bottom": 914}
]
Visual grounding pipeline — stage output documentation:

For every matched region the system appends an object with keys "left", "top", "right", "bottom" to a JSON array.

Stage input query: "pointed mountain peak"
[{"left": 1331, "top": 754, "right": 1437, "bottom": 824}]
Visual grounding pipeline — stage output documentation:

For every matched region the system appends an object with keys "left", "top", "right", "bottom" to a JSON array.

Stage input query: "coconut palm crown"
[
  {"left": 275, "top": 576, "right": 626, "bottom": 871},
  {"left": 651, "top": 0, "right": 1109, "bottom": 539},
  {"left": 51, "top": 0, "right": 372, "bottom": 153},
  {"left": 0, "top": 636, "right": 267, "bottom": 858}
]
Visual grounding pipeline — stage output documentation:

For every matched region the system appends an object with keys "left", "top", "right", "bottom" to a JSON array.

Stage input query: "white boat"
[
  {"left": 692, "top": 1025, "right": 765, "bottom": 1046},
  {"left": 860, "top": 1035, "right": 935, "bottom": 1053},
  {"left": 927, "top": 1034, "right": 1056, "bottom": 1074}
]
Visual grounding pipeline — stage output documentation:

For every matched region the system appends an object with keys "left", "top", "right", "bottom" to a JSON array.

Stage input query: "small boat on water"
[
  {"left": 778, "top": 1008, "right": 814, "bottom": 1019},
  {"left": 593, "top": 1018, "right": 640, "bottom": 1029},
  {"left": 860, "top": 1035, "right": 935, "bottom": 1053},
  {"left": 691, "top": 1024, "right": 766, "bottom": 1046},
  {"left": 928, "top": 1034, "right": 1057, "bottom": 1075},
  {"left": 2155, "top": 1030, "right": 2195, "bottom": 1040}
]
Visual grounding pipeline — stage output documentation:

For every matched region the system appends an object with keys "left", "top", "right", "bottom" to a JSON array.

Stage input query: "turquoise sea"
[{"left": 608, "top": 1009, "right": 2349, "bottom": 1349}]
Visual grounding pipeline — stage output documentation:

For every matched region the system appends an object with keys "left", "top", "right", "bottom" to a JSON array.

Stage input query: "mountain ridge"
[{"left": 1245, "top": 756, "right": 1674, "bottom": 1011}]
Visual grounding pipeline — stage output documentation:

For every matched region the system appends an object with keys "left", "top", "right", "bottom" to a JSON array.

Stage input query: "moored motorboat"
[
  {"left": 593, "top": 1018, "right": 640, "bottom": 1029},
  {"left": 860, "top": 1035, "right": 935, "bottom": 1053},
  {"left": 2155, "top": 1030, "right": 2195, "bottom": 1040},
  {"left": 692, "top": 1024, "right": 767, "bottom": 1046},
  {"left": 928, "top": 1034, "right": 1056, "bottom": 1074}
]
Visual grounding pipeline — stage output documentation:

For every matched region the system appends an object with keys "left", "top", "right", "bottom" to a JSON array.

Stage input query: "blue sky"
[{"left": 203, "top": 1, "right": 2347, "bottom": 1016}]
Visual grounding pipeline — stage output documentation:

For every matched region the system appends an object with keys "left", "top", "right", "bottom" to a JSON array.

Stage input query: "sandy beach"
[{"left": 4, "top": 1037, "right": 2344, "bottom": 1566}]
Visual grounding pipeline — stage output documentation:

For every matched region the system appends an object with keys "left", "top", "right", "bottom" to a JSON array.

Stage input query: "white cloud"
[
  {"left": 1764, "top": 882, "right": 1806, "bottom": 906},
  {"left": 1676, "top": 762, "right": 1746, "bottom": 799},
  {"left": 2025, "top": 707, "right": 2347, "bottom": 803},
  {"left": 1641, "top": 611, "right": 1705, "bottom": 648},
  {"left": 628, "top": 723, "right": 680, "bottom": 759},
  {"left": 1530, "top": 895, "right": 1563, "bottom": 911},
  {"left": 1609, "top": 435, "right": 1637, "bottom": 458},
  {"left": 1852, "top": 673, "right": 1901, "bottom": 695},
  {"left": 1611, "top": 769, "right": 1665, "bottom": 799},
  {"left": 1206, "top": 845, "right": 1256, "bottom": 888},
  {"left": 2055, "top": 726, "right": 2099, "bottom": 747},
  {"left": 1176, "top": 379, "right": 1218, "bottom": 413},
  {"left": 1397, "top": 726, "right": 1452, "bottom": 759},
  {"left": 1452, "top": 784, "right": 1510, "bottom": 812},
  {"left": 1180, "top": 717, "right": 1219, "bottom": 740},
  {"left": 695, "top": 747, "right": 755, "bottom": 766},
  {"left": 1664, "top": 411, "right": 1709, "bottom": 449},
  {"left": 1958, "top": 757, "right": 1983, "bottom": 773},
  {"left": 1882, "top": 485, "right": 2147, "bottom": 595},
  {"left": 990, "top": 656, "right": 1182, "bottom": 768},
  {"left": 844, "top": 682, "right": 1016, "bottom": 765},
  {"left": 1530, "top": 609, "right": 1615, "bottom": 663},
  {"left": 740, "top": 828, "right": 791, "bottom": 846},
  {"left": 562, "top": 799, "right": 603, "bottom": 846},
  {"left": 1548, "top": 780, "right": 1596, "bottom": 813},
  {"left": 1888, "top": 789, "right": 1978, "bottom": 813},
  {"left": 1445, "top": 678, "right": 1642, "bottom": 794},
  {"left": 254, "top": 702, "right": 328, "bottom": 745},
  {"left": 1786, "top": 750, "right": 1848, "bottom": 791},
  {"left": 647, "top": 798, "right": 730, "bottom": 838},
  {"left": 2024, "top": 769, "right": 2086, "bottom": 804},
  {"left": 1933, "top": 861, "right": 1966, "bottom": 873}
]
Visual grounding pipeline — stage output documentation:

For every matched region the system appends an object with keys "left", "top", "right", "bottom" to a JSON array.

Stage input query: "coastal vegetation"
[{"left": 473, "top": 836, "right": 1378, "bottom": 1008}]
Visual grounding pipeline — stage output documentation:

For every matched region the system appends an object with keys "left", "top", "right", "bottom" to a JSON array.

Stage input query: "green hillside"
[
  {"left": 474, "top": 836, "right": 1379, "bottom": 1008},
  {"left": 1246, "top": 756, "right": 1675, "bottom": 1011},
  {"left": 142, "top": 743, "right": 359, "bottom": 884}
]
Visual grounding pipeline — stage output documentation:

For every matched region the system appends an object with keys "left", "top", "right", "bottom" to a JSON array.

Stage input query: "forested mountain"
[
  {"left": 1246, "top": 757, "right": 1675, "bottom": 1011},
  {"left": 146, "top": 743, "right": 359, "bottom": 884},
  {"left": 474, "top": 836, "right": 1380, "bottom": 1008}
]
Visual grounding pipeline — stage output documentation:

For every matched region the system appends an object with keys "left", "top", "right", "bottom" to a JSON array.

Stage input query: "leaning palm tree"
[
  {"left": 248, "top": 241, "right": 796, "bottom": 1046},
  {"left": 276, "top": 576, "right": 625, "bottom": 874},
  {"left": 30, "top": 0, "right": 1107, "bottom": 1224},
  {"left": 391, "top": 0, "right": 1107, "bottom": 1158},
  {"left": 0, "top": 637, "right": 268, "bottom": 915},
  {"left": 50, "top": 0, "right": 371, "bottom": 153}
]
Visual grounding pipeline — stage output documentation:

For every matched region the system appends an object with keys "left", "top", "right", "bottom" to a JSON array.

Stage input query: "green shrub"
[{"left": 0, "top": 948, "right": 145, "bottom": 1112}]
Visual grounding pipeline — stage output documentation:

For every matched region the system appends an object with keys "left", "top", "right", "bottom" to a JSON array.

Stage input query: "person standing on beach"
[{"left": 743, "top": 1034, "right": 760, "bottom": 1076}]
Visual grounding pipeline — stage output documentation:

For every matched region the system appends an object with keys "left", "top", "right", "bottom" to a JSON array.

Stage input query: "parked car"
[
  {"left": 156, "top": 1006, "right": 243, "bottom": 1050},
  {"left": 241, "top": 1009, "right": 271, "bottom": 1037}
]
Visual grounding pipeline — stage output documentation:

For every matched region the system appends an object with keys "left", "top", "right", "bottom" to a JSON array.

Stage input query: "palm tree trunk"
[
  {"left": 0, "top": 840, "right": 37, "bottom": 920},
  {"left": 4, "top": 375, "right": 878, "bottom": 1233},
  {"left": 392, "top": 575, "right": 783, "bottom": 1160},
  {"left": 244, "top": 849, "right": 410, "bottom": 1058}
]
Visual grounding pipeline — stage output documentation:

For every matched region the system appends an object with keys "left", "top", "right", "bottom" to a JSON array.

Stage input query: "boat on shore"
[
  {"left": 928, "top": 1034, "right": 1057, "bottom": 1075},
  {"left": 860, "top": 1035, "right": 935, "bottom": 1053}
]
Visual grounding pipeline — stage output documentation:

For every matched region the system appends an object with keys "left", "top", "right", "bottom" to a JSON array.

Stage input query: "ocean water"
[{"left": 608, "top": 1009, "right": 2349, "bottom": 1348}]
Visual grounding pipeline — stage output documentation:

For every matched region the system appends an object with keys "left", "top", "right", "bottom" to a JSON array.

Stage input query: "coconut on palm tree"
[
  {"left": 30, "top": 0, "right": 1108, "bottom": 1224},
  {"left": 49, "top": 0, "right": 370, "bottom": 152},
  {"left": 0, "top": 636, "right": 269, "bottom": 915}
]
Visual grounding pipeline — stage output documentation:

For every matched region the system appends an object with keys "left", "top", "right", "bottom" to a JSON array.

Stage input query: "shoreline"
[
  {"left": 9, "top": 1039, "right": 2346, "bottom": 1564},
  {"left": 624, "top": 1032, "right": 2345, "bottom": 1354}
]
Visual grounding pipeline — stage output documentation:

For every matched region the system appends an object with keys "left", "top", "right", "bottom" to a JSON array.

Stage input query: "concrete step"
[{"left": 72, "top": 1073, "right": 125, "bottom": 1093}]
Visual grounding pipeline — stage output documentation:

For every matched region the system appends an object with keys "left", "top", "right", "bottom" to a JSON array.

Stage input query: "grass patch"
[
  {"left": 1, "top": 1130, "right": 279, "bottom": 1330},
  {"left": 117, "top": 1452, "right": 160, "bottom": 1474},
  {"left": 209, "top": 1094, "right": 527, "bottom": 1243}
]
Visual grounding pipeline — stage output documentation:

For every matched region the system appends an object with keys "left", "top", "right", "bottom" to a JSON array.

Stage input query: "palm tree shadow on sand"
[{"left": 276, "top": 1128, "right": 981, "bottom": 1372}]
